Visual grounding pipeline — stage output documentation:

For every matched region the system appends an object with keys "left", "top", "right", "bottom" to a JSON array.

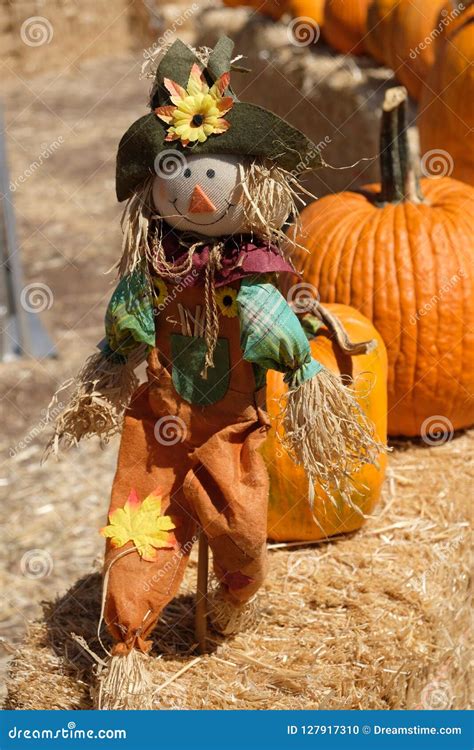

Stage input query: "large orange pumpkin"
[
  {"left": 289, "top": 0, "right": 325, "bottom": 27},
  {"left": 365, "top": 0, "right": 449, "bottom": 100},
  {"left": 222, "top": 0, "right": 290, "bottom": 20},
  {"left": 264, "top": 304, "right": 387, "bottom": 542},
  {"left": 364, "top": 0, "right": 397, "bottom": 64},
  {"left": 323, "top": 0, "right": 371, "bottom": 55},
  {"left": 418, "top": 3, "right": 474, "bottom": 185},
  {"left": 222, "top": 0, "right": 325, "bottom": 26},
  {"left": 285, "top": 87, "right": 474, "bottom": 437}
]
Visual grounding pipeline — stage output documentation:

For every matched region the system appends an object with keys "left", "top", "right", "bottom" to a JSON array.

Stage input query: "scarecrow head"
[
  {"left": 152, "top": 153, "right": 246, "bottom": 237},
  {"left": 116, "top": 37, "right": 324, "bottom": 255}
]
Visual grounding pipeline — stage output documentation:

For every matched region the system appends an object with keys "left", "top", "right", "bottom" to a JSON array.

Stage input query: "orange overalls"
[{"left": 104, "top": 283, "right": 270, "bottom": 654}]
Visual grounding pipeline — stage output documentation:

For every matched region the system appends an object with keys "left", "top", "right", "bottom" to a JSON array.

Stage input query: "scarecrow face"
[{"left": 152, "top": 153, "right": 245, "bottom": 237}]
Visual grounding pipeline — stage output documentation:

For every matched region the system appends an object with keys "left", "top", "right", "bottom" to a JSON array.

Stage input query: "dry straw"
[
  {"left": 281, "top": 368, "right": 386, "bottom": 512},
  {"left": 5, "top": 433, "right": 471, "bottom": 710},
  {"left": 94, "top": 651, "right": 154, "bottom": 710},
  {"left": 44, "top": 344, "right": 147, "bottom": 458}
]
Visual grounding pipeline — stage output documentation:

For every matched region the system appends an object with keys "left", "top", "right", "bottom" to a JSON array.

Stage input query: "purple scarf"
[{"left": 152, "top": 228, "right": 298, "bottom": 288}]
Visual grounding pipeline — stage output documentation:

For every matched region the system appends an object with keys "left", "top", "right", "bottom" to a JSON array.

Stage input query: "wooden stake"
[{"left": 195, "top": 531, "right": 209, "bottom": 654}]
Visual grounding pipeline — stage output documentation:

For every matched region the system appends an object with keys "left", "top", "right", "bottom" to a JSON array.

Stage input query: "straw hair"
[
  {"left": 281, "top": 368, "right": 386, "bottom": 511},
  {"left": 94, "top": 651, "right": 154, "bottom": 710},
  {"left": 239, "top": 159, "right": 307, "bottom": 245},
  {"left": 44, "top": 345, "right": 147, "bottom": 459},
  {"left": 117, "top": 158, "right": 310, "bottom": 278},
  {"left": 117, "top": 176, "right": 155, "bottom": 279}
]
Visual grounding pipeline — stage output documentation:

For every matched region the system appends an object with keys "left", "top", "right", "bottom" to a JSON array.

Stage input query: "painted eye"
[
  {"left": 206, "top": 169, "right": 216, "bottom": 179},
  {"left": 184, "top": 167, "right": 191, "bottom": 178}
]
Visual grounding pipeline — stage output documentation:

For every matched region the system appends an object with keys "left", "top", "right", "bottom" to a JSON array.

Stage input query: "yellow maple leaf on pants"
[{"left": 100, "top": 488, "right": 177, "bottom": 561}]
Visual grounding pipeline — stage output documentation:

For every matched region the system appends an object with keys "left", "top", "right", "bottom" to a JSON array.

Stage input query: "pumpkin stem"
[
  {"left": 289, "top": 299, "right": 377, "bottom": 356},
  {"left": 378, "top": 86, "right": 423, "bottom": 205}
]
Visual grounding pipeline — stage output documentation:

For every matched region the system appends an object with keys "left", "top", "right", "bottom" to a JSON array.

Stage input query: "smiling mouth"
[{"left": 171, "top": 199, "right": 235, "bottom": 226}]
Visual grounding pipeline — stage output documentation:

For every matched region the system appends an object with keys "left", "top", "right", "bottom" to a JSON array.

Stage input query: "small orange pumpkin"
[
  {"left": 285, "top": 87, "right": 474, "bottom": 437},
  {"left": 323, "top": 0, "right": 372, "bottom": 55},
  {"left": 365, "top": 0, "right": 449, "bottom": 100},
  {"left": 264, "top": 304, "right": 387, "bottom": 542},
  {"left": 418, "top": 3, "right": 474, "bottom": 185}
]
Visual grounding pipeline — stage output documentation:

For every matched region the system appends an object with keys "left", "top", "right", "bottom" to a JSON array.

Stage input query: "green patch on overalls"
[{"left": 170, "top": 334, "right": 230, "bottom": 405}]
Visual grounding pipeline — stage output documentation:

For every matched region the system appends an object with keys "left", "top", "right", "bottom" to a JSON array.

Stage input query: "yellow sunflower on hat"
[{"left": 155, "top": 64, "right": 234, "bottom": 147}]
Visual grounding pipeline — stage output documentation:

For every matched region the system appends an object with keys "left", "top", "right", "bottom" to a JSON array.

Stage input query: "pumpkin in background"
[
  {"left": 222, "top": 0, "right": 290, "bottom": 20},
  {"left": 365, "top": 0, "right": 448, "bottom": 100},
  {"left": 418, "top": 3, "right": 474, "bottom": 185},
  {"left": 223, "top": 0, "right": 325, "bottom": 26},
  {"left": 289, "top": 0, "right": 325, "bottom": 28},
  {"left": 264, "top": 304, "right": 387, "bottom": 542},
  {"left": 323, "top": 0, "right": 371, "bottom": 55},
  {"left": 364, "top": 0, "right": 396, "bottom": 64},
  {"left": 285, "top": 87, "right": 474, "bottom": 437}
]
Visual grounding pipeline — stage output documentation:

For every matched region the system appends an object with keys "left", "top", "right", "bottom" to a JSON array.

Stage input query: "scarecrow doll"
[{"left": 47, "top": 38, "right": 382, "bottom": 707}]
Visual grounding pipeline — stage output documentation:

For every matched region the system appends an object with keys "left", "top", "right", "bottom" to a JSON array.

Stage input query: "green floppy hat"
[{"left": 116, "top": 37, "right": 324, "bottom": 202}]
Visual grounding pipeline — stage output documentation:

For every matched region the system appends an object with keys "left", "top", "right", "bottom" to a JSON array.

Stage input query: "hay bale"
[
  {"left": 5, "top": 435, "right": 471, "bottom": 711},
  {"left": 1, "top": 0, "right": 139, "bottom": 78},
  {"left": 149, "top": 5, "right": 418, "bottom": 197}
]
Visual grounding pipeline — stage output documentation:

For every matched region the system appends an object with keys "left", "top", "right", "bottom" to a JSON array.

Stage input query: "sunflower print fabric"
[
  {"left": 152, "top": 276, "right": 169, "bottom": 309},
  {"left": 216, "top": 285, "right": 238, "bottom": 318}
]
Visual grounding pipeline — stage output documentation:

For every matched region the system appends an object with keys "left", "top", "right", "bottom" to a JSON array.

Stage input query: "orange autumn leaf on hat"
[
  {"left": 100, "top": 488, "right": 176, "bottom": 561},
  {"left": 155, "top": 63, "right": 233, "bottom": 147}
]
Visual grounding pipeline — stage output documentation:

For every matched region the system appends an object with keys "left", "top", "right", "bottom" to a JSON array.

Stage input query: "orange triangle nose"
[{"left": 188, "top": 184, "right": 216, "bottom": 214}]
